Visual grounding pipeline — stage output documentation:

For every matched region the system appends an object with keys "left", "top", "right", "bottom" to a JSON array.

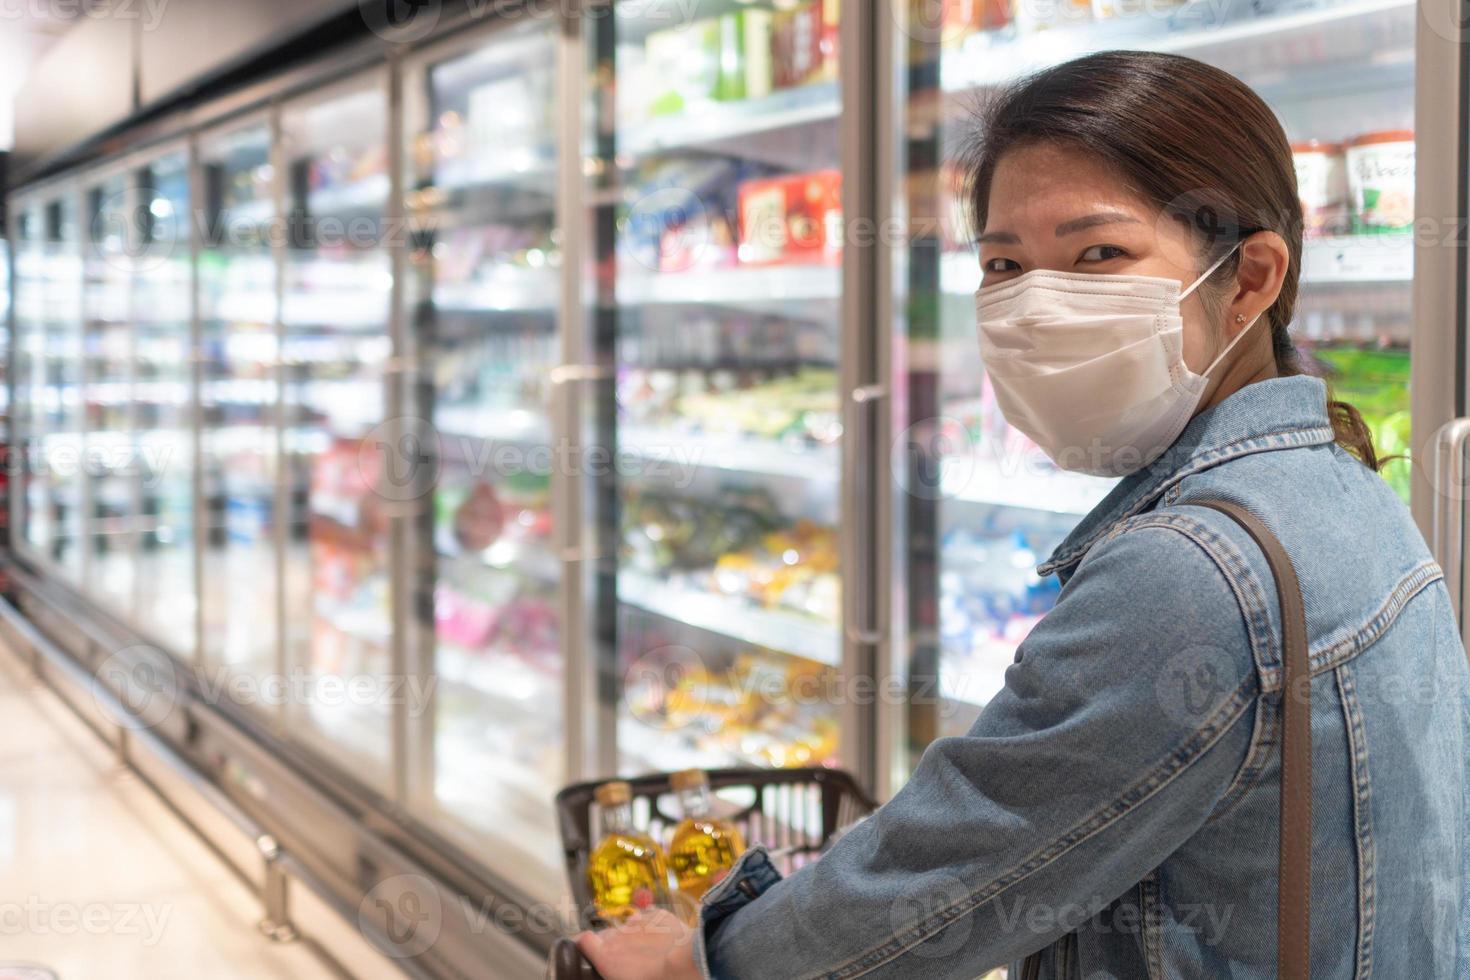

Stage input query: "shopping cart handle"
[{"left": 547, "top": 937, "right": 603, "bottom": 980}]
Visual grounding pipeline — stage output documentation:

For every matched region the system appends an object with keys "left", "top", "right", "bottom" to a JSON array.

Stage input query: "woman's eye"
[
  {"left": 983, "top": 257, "right": 1021, "bottom": 273},
  {"left": 1079, "top": 244, "right": 1128, "bottom": 262}
]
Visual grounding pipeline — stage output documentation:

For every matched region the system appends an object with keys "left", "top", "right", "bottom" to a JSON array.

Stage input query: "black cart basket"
[{"left": 547, "top": 766, "right": 877, "bottom": 979}]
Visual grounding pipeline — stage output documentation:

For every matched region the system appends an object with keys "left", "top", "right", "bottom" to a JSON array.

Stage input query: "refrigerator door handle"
[
  {"left": 1429, "top": 417, "right": 1470, "bottom": 652},
  {"left": 846, "top": 383, "right": 888, "bottom": 646},
  {"left": 549, "top": 362, "right": 613, "bottom": 563}
]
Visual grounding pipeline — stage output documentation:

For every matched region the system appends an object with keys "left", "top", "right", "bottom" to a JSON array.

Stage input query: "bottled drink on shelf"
[
  {"left": 667, "top": 769, "right": 747, "bottom": 902},
  {"left": 587, "top": 781, "right": 671, "bottom": 922}
]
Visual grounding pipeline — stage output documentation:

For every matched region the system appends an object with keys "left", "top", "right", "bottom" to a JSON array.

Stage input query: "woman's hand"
[{"left": 575, "top": 909, "right": 701, "bottom": 980}]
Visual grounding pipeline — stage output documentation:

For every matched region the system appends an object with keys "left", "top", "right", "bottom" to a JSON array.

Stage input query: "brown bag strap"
[
  {"left": 1018, "top": 499, "right": 1312, "bottom": 980},
  {"left": 1193, "top": 499, "right": 1312, "bottom": 979}
]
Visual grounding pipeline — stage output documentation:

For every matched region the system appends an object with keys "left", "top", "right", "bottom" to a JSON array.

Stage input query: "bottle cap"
[
  {"left": 594, "top": 781, "right": 632, "bottom": 807},
  {"left": 669, "top": 769, "right": 709, "bottom": 792}
]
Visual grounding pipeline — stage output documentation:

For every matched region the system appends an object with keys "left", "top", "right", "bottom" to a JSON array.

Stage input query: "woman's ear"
[{"left": 1229, "top": 230, "right": 1289, "bottom": 331}]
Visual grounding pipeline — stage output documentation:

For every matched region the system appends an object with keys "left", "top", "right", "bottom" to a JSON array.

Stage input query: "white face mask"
[{"left": 974, "top": 244, "right": 1259, "bottom": 477}]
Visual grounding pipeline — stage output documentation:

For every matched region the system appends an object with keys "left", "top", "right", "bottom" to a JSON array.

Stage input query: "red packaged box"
[
  {"left": 738, "top": 169, "right": 843, "bottom": 266},
  {"left": 772, "top": 0, "right": 838, "bottom": 91}
]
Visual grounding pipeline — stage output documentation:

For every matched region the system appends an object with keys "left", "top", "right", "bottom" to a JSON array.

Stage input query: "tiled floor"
[{"left": 0, "top": 647, "right": 343, "bottom": 980}]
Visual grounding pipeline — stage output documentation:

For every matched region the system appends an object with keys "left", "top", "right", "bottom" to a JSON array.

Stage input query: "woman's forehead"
[{"left": 985, "top": 144, "right": 1154, "bottom": 231}]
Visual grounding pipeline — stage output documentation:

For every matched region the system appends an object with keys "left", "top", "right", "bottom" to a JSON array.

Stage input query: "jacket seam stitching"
[
  {"left": 1291, "top": 561, "right": 1443, "bottom": 679},
  {"left": 1337, "top": 664, "right": 1376, "bottom": 980},
  {"left": 1141, "top": 871, "right": 1165, "bottom": 979},
  {"left": 1250, "top": 560, "right": 1443, "bottom": 687},
  {"left": 809, "top": 677, "right": 1256, "bottom": 980},
  {"left": 1205, "top": 688, "right": 1279, "bottom": 824},
  {"left": 1115, "top": 515, "right": 1277, "bottom": 682},
  {"left": 1038, "top": 424, "right": 1335, "bottom": 575}
]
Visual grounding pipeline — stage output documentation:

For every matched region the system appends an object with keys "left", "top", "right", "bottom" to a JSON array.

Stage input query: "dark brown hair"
[{"left": 962, "top": 49, "right": 1382, "bottom": 469}]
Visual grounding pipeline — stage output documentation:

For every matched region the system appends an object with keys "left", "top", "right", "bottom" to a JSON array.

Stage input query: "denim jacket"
[{"left": 695, "top": 376, "right": 1470, "bottom": 979}]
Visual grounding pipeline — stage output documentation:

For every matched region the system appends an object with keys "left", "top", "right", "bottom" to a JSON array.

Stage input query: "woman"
[{"left": 578, "top": 50, "right": 1470, "bottom": 978}]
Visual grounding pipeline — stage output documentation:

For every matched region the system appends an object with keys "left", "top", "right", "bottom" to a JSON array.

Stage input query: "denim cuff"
[{"left": 691, "top": 845, "right": 783, "bottom": 980}]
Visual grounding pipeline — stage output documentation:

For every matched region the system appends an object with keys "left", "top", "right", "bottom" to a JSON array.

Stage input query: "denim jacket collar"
[{"left": 1038, "top": 375, "right": 1337, "bottom": 578}]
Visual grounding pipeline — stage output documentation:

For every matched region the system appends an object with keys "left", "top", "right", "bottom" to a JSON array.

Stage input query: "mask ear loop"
[
  {"left": 1179, "top": 240, "right": 1242, "bottom": 300},
  {"left": 1176, "top": 241, "right": 1259, "bottom": 377}
]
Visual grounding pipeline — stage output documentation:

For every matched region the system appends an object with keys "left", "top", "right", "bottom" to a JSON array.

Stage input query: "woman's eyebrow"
[{"left": 1054, "top": 212, "right": 1141, "bottom": 236}]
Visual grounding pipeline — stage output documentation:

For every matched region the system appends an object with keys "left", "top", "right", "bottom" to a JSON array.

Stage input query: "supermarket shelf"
[
  {"left": 617, "top": 719, "right": 742, "bottom": 776},
  {"left": 619, "top": 425, "right": 838, "bottom": 482},
  {"left": 222, "top": 198, "right": 274, "bottom": 226},
  {"left": 441, "top": 539, "right": 560, "bottom": 586},
  {"left": 939, "top": 234, "right": 1414, "bottom": 295},
  {"left": 314, "top": 594, "right": 391, "bottom": 645},
  {"left": 1300, "top": 233, "right": 1413, "bottom": 284},
  {"left": 618, "top": 264, "right": 840, "bottom": 316},
  {"left": 943, "top": 455, "right": 1112, "bottom": 516},
  {"left": 620, "top": 83, "right": 839, "bottom": 158},
  {"left": 432, "top": 152, "right": 555, "bottom": 194},
  {"left": 941, "top": 0, "right": 1414, "bottom": 92},
  {"left": 618, "top": 570, "right": 839, "bottom": 667},
  {"left": 306, "top": 173, "right": 389, "bottom": 216},
  {"left": 433, "top": 266, "right": 558, "bottom": 313},
  {"left": 435, "top": 405, "right": 549, "bottom": 445}
]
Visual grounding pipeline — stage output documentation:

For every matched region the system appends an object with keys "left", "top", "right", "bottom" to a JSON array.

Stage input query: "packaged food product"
[
  {"left": 646, "top": 18, "right": 723, "bottom": 116},
  {"left": 1344, "top": 130, "right": 1415, "bottom": 234},
  {"left": 1291, "top": 140, "right": 1348, "bottom": 238},
  {"left": 737, "top": 170, "right": 843, "bottom": 266},
  {"left": 772, "top": 0, "right": 839, "bottom": 91},
  {"left": 717, "top": 9, "right": 773, "bottom": 102}
]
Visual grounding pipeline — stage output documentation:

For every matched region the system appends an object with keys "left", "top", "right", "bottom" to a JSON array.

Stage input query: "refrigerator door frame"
[
  {"left": 842, "top": 0, "right": 894, "bottom": 798},
  {"left": 192, "top": 107, "right": 285, "bottom": 694},
  {"left": 1413, "top": 4, "right": 1469, "bottom": 650},
  {"left": 275, "top": 62, "right": 399, "bottom": 787}
]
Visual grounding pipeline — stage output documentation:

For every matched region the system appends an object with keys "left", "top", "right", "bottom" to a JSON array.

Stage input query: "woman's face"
[{"left": 978, "top": 142, "right": 1222, "bottom": 373}]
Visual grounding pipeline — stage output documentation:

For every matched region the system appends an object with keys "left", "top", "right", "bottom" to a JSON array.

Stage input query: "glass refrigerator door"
[
  {"left": 134, "top": 151, "right": 197, "bottom": 653},
  {"left": 42, "top": 193, "right": 85, "bottom": 583},
  {"left": 279, "top": 79, "right": 394, "bottom": 781},
  {"left": 83, "top": 173, "right": 137, "bottom": 613},
  {"left": 891, "top": 0, "right": 1415, "bottom": 773},
  {"left": 13, "top": 203, "right": 48, "bottom": 557},
  {"left": 587, "top": 0, "right": 846, "bottom": 776},
  {"left": 403, "top": 22, "right": 564, "bottom": 894},
  {"left": 199, "top": 123, "right": 280, "bottom": 683}
]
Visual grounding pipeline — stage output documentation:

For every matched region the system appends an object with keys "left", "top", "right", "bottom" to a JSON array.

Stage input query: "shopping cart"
[{"left": 546, "top": 766, "right": 878, "bottom": 980}]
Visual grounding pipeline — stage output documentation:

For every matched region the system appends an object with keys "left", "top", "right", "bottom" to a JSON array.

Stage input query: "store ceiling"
[{"left": 0, "top": 1, "right": 93, "bottom": 149}]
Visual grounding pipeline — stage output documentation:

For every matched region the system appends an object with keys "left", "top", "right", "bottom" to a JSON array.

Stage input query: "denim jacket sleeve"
[{"left": 694, "top": 521, "right": 1264, "bottom": 980}]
